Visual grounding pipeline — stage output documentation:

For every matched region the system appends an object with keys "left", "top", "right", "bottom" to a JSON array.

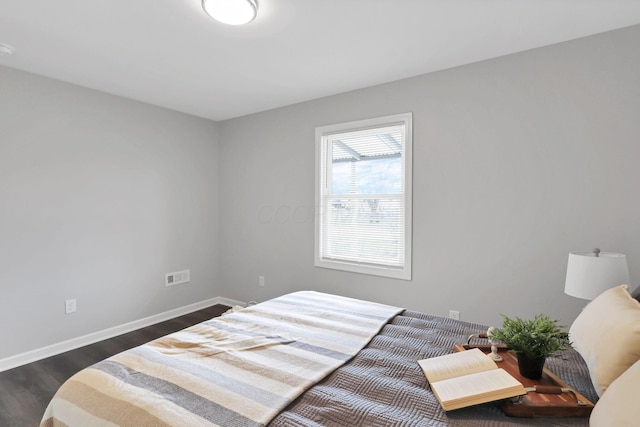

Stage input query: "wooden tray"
[{"left": 454, "top": 344, "right": 594, "bottom": 417}]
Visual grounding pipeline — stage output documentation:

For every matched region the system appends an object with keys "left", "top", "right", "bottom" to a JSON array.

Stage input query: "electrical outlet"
[
  {"left": 65, "top": 299, "right": 77, "bottom": 314},
  {"left": 258, "top": 276, "right": 265, "bottom": 287},
  {"left": 448, "top": 310, "right": 460, "bottom": 320}
]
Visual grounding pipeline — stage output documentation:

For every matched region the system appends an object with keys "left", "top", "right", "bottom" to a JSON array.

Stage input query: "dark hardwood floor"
[{"left": 0, "top": 304, "right": 230, "bottom": 427}]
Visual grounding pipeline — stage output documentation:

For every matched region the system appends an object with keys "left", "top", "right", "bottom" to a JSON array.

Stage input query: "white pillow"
[
  {"left": 569, "top": 284, "right": 640, "bottom": 396},
  {"left": 590, "top": 359, "right": 640, "bottom": 427}
]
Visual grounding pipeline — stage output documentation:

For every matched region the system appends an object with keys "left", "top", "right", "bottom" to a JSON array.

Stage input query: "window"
[{"left": 315, "top": 113, "right": 412, "bottom": 280}]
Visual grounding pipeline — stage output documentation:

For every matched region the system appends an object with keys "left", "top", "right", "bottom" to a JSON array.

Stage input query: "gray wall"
[
  {"left": 0, "top": 66, "right": 220, "bottom": 359},
  {"left": 218, "top": 25, "right": 640, "bottom": 328}
]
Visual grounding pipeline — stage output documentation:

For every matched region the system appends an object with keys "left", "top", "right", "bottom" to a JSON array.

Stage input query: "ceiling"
[{"left": 1, "top": 1, "right": 640, "bottom": 122}]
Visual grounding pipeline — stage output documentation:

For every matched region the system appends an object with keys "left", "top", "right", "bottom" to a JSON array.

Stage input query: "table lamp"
[{"left": 565, "top": 248, "right": 630, "bottom": 300}]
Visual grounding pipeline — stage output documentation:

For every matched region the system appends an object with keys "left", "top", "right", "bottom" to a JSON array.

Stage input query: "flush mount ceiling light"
[{"left": 202, "top": 0, "right": 258, "bottom": 25}]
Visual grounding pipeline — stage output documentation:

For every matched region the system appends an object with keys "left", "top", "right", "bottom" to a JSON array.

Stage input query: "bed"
[{"left": 41, "top": 288, "right": 640, "bottom": 427}]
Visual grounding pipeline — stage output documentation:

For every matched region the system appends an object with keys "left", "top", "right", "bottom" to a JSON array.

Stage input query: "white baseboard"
[{"left": 0, "top": 296, "right": 246, "bottom": 373}]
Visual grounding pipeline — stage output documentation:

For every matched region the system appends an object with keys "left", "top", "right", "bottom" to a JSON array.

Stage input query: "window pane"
[
  {"left": 331, "top": 157, "right": 402, "bottom": 195},
  {"left": 324, "top": 197, "right": 404, "bottom": 266}
]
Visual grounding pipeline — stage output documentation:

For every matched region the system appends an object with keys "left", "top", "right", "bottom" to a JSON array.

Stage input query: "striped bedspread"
[{"left": 40, "top": 291, "right": 403, "bottom": 427}]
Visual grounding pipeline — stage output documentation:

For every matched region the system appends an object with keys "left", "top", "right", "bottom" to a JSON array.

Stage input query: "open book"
[{"left": 418, "top": 348, "right": 525, "bottom": 411}]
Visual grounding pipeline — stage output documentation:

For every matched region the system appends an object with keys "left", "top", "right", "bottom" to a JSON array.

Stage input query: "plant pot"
[{"left": 516, "top": 354, "right": 546, "bottom": 379}]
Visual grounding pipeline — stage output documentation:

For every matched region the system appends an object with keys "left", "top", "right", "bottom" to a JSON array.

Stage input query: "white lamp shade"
[
  {"left": 565, "top": 251, "right": 630, "bottom": 300},
  {"left": 202, "top": 0, "right": 257, "bottom": 25}
]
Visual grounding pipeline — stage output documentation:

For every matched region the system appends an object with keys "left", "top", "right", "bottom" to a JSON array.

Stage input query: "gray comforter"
[{"left": 270, "top": 310, "right": 597, "bottom": 427}]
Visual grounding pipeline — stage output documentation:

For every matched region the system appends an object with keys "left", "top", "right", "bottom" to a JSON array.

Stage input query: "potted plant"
[{"left": 488, "top": 313, "right": 571, "bottom": 379}]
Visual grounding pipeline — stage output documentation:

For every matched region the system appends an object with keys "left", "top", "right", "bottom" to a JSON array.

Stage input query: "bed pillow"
[
  {"left": 590, "top": 358, "right": 640, "bottom": 426},
  {"left": 569, "top": 284, "right": 640, "bottom": 396}
]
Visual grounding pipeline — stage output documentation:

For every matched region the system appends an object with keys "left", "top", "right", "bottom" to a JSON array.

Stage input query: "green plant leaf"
[{"left": 488, "top": 313, "right": 572, "bottom": 359}]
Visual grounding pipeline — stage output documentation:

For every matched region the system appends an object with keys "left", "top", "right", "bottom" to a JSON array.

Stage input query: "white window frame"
[{"left": 314, "top": 113, "right": 412, "bottom": 280}]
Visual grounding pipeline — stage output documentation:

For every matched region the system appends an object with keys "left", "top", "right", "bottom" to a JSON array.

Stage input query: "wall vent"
[{"left": 166, "top": 269, "right": 190, "bottom": 287}]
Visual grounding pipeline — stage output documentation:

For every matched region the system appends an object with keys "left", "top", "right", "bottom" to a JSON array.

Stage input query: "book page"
[
  {"left": 418, "top": 348, "right": 497, "bottom": 383},
  {"left": 431, "top": 368, "right": 525, "bottom": 411}
]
